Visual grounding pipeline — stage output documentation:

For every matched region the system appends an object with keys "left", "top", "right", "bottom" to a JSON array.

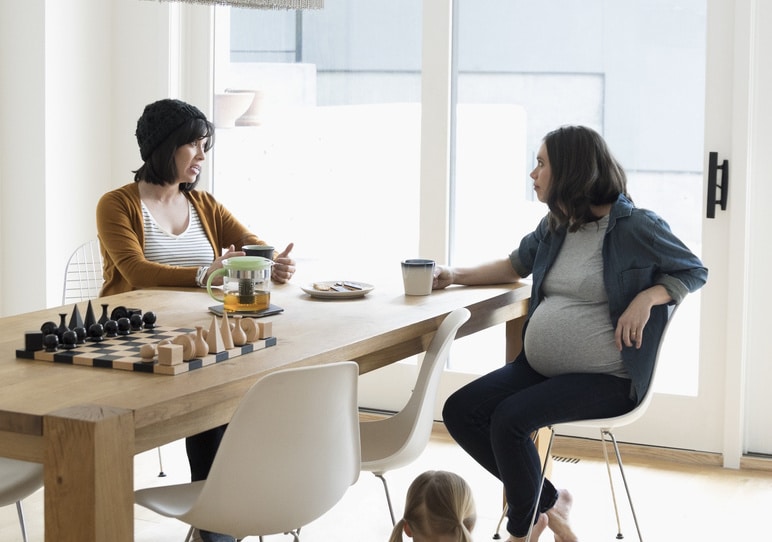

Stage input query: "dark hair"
[
  {"left": 133, "top": 117, "right": 215, "bottom": 191},
  {"left": 543, "top": 125, "right": 630, "bottom": 232}
]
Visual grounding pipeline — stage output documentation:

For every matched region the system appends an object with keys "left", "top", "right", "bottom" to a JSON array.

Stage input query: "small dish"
[{"left": 301, "top": 281, "right": 374, "bottom": 299}]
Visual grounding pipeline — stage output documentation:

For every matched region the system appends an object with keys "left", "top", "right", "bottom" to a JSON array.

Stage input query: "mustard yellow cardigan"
[{"left": 96, "top": 183, "right": 265, "bottom": 296}]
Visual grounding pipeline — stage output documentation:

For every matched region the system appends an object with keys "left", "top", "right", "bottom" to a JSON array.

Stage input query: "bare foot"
[
  {"left": 506, "top": 513, "right": 548, "bottom": 542},
  {"left": 546, "top": 489, "right": 578, "bottom": 542}
]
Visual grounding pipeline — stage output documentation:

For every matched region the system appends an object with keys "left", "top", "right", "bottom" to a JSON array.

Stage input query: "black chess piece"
[
  {"left": 41, "top": 321, "right": 57, "bottom": 336},
  {"left": 110, "top": 306, "right": 129, "bottom": 321},
  {"left": 104, "top": 319, "right": 119, "bottom": 338},
  {"left": 61, "top": 330, "right": 78, "bottom": 349},
  {"left": 56, "top": 313, "right": 68, "bottom": 339},
  {"left": 44, "top": 333, "right": 59, "bottom": 352},
  {"left": 98, "top": 304, "right": 110, "bottom": 326},
  {"left": 84, "top": 300, "right": 97, "bottom": 330},
  {"left": 73, "top": 326, "right": 87, "bottom": 344},
  {"left": 68, "top": 304, "right": 84, "bottom": 330},
  {"left": 130, "top": 313, "right": 143, "bottom": 331},
  {"left": 88, "top": 323, "right": 104, "bottom": 342},
  {"left": 116, "top": 317, "right": 132, "bottom": 336},
  {"left": 142, "top": 311, "right": 157, "bottom": 329}
]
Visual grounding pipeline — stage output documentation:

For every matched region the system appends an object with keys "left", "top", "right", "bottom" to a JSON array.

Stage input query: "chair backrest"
[
  {"left": 0, "top": 458, "right": 44, "bottom": 507},
  {"left": 181, "top": 361, "right": 361, "bottom": 539},
  {"left": 571, "top": 303, "right": 678, "bottom": 431},
  {"left": 62, "top": 239, "right": 104, "bottom": 304},
  {"left": 380, "top": 307, "right": 471, "bottom": 466}
]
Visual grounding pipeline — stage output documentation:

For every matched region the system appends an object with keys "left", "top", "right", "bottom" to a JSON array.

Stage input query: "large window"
[
  {"left": 212, "top": 1, "right": 422, "bottom": 281},
  {"left": 449, "top": 1, "right": 705, "bottom": 396},
  {"left": 212, "top": 0, "right": 705, "bottom": 398}
]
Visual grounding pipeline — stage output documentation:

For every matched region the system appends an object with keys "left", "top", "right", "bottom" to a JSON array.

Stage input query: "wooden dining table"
[{"left": 0, "top": 277, "right": 529, "bottom": 541}]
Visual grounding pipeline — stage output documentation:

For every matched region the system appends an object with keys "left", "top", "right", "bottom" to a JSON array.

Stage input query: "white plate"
[{"left": 301, "top": 281, "right": 374, "bottom": 299}]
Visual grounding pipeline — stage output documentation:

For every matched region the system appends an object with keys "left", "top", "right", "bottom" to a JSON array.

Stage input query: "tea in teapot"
[{"left": 207, "top": 256, "right": 273, "bottom": 312}]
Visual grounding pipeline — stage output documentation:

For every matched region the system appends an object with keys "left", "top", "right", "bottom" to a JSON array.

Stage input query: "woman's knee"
[{"left": 441, "top": 389, "right": 464, "bottom": 432}]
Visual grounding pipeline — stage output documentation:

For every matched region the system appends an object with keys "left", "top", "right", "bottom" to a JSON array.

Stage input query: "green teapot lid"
[{"left": 222, "top": 256, "right": 273, "bottom": 270}]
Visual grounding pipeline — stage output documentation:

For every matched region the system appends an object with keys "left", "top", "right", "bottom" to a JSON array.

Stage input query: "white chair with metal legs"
[
  {"left": 0, "top": 458, "right": 44, "bottom": 542},
  {"left": 524, "top": 305, "right": 678, "bottom": 542},
  {"left": 62, "top": 239, "right": 104, "bottom": 305},
  {"left": 359, "top": 307, "right": 471, "bottom": 524},
  {"left": 63, "top": 239, "right": 168, "bottom": 477},
  {"left": 135, "top": 362, "right": 361, "bottom": 542}
]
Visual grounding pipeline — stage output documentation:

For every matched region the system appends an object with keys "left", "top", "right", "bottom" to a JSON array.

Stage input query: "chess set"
[{"left": 15, "top": 301, "right": 277, "bottom": 375}]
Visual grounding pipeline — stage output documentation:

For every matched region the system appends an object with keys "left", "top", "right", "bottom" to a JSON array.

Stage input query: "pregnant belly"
[{"left": 524, "top": 297, "right": 627, "bottom": 378}]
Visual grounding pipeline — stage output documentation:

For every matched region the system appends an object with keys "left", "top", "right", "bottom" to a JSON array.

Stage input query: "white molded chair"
[
  {"left": 62, "top": 239, "right": 104, "bottom": 305},
  {"left": 135, "top": 361, "right": 361, "bottom": 541},
  {"left": 523, "top": 305, "right": 678, "bottom": 542},
  {"left": 0, "top": 458, "right": 44, "bottom": 542},
  {"left": 360, "top": 307, "right": 471, "bottom": 524}
]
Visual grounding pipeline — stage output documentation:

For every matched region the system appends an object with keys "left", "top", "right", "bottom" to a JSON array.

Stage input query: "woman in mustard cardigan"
[
  {"left": 97, "top": 98, "right": 296, "bottom": 542},
  {"left": 97, "top": 98, "right": 295, "bottom": 297}
]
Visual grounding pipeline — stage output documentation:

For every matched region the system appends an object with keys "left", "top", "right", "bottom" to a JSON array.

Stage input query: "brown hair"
[
  {"left": 388, "top": 471, "right": 476, "bottom": 542},
  {"left": 543, "top": 125, "right": 630, "bottom": 232}
]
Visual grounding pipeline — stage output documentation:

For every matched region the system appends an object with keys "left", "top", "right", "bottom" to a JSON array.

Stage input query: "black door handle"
[{"left": 706, "top": 151, "right": 728, "bottom": 219}]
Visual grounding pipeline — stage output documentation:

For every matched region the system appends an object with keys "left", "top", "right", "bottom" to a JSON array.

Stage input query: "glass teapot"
[{"left": 207, "top": 256, "right": 273, "bottom": 312}]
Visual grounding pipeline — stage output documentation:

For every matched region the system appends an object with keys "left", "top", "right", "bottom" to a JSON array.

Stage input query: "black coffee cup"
[{"left": 242, "top": 245, "right": 274, "bottom": 259}]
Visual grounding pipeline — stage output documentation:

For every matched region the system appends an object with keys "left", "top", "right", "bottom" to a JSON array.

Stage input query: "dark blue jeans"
[
  {"left": 186, "top": 424, "right": 228, "bottom": 482},
  {"left": 442, "top": 359, "right": 635, "bottom": 537}
]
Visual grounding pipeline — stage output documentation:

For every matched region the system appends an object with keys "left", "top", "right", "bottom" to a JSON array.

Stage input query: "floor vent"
[{"left": 552, "top": 455, "right": 580, "bottom": 464}]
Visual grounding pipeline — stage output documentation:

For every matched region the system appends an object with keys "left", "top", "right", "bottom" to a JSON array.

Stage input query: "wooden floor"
[{"left": 3, "top": 427, "right": 772, "bottom": 541}]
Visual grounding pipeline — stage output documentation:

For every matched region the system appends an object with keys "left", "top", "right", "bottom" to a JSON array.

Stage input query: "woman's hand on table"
[
  {"left": 206, "top": 245, "right": 245, "bottom": 286},
  {"left": 433, "top": 265, "right": 454, "bottom": 290}
]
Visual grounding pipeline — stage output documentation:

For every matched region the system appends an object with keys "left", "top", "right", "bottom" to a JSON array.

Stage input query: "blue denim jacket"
[{"left": 509, "top": 194, "right": 708, "bottom": 403}]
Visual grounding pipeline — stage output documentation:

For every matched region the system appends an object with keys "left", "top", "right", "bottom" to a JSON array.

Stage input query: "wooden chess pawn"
[{"left": 140, "top": 343, "right": 156, "bottom": 361}]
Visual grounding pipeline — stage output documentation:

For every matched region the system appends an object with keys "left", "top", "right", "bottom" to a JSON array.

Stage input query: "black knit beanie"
[{"left": 136, "top": 99, "right": 208, "bottom": 161}]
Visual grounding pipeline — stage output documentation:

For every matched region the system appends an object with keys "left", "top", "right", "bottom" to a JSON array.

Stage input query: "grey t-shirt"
[{"left": 524, "top": 215, "right": 628, "bottom": 379}]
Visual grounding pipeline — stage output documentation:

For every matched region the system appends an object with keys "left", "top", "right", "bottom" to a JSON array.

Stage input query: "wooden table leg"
[{"left": 44, "top": 405, "right": 134, "bottom": 542}]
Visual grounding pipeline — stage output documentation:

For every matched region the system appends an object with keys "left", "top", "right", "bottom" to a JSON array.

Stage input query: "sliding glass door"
[{"left": 205, "top": 0, "right": 743, "bottom": 455}]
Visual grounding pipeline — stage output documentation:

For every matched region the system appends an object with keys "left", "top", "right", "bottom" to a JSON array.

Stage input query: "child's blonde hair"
[{"left": 388, "top": 470, "right": 476, "bottom": 542}]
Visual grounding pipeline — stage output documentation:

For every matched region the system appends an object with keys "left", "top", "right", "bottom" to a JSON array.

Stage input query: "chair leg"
[
  {"left": 598, "top": 430, "right": 624, "bottom": 539},
  {"left": 374, "top": 473, "right": 396, "bottom": 525},
  {"left": 606, "top": 431, "right": 644, "bottom": 542},
  {"left": 158, "top": 445, "right": 167, "bottom": 477},
  {"left": 492, "top": 503, "right": 508, "bottom": 539},
  {"left": 494, "top": 430, "right": 546, "bottom": 539},
  {"left": 525, "top": 427, "right": 555, "bottom": 542},
  {"left": 16, "top": 501, "right": 29, "bottom": 542}
]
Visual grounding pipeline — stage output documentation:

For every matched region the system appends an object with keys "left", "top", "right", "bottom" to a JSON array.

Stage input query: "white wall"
[
  {"left": 0, "top": 1, "right": 47, "bottom": 316},
  {"left": 0, "top": 0, "right": 178, "bottom": 316}
]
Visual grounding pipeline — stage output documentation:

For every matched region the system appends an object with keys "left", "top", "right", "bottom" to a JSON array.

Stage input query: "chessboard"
[{"left": 16, "top": 326, "right": 277, "bottom": 375}]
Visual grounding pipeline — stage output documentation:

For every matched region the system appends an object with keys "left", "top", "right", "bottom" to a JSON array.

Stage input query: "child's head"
[{"left": 389, "top": 470, "right": 476, "bottom": 542}]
